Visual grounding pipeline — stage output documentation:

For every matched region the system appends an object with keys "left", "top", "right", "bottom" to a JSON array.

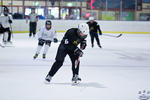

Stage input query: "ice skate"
[
  {"left": 0, "top": 43, "right": 5, "bottom": 48},
  {"left": 2, "top": 41, "right": 14, "bottom": 47},
  {"left": 45, "top": 75, "right": 52, "bottom": 84},
  {"left": 7, "top": 41, "right": 13, "bottom": 44},
  {"left": 43, "top": 54, "right": 46, "bottom": 59},
  {"left": 98, "top": 45, "right": 102, "bottom": 48},
  {"left": 33, "top": 53, "right": 38, "bottom": 59},
  {"left": 72, "top": 75, "right": 81, "bottom": 85},
  {"left": 29, "top": 33, "right": 32, "bottom": 37},
  {"left": 3, "top": 41, "right": 7, "bottom": 45},
  {"left": 92, "top": 44, "right": 94, "bottom": 48},
  {"left": 33, "top": 34, "right": 36, "bottom": 37}
]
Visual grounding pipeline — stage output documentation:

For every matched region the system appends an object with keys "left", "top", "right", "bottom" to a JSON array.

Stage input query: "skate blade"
[
  {"left": 44, "top": 80, "right": 51, "bottom": 84},
  {"left": 72, "top": 81, "right": 80, "bottom": 86}
]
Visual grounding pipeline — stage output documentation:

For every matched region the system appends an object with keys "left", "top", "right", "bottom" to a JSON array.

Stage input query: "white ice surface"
[{"left": 0, "top": 33, "right": 150, "bottom": 100}]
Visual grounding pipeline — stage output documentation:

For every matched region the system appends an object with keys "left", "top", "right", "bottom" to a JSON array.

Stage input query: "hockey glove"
[
  {"left": 38, "top": 38, "right": 45, "bottom": 43},
  {"left": 74, "top": 47, "right": 83, "bottom": 57},
  {"left": 99, "top": 31, "right": 102, "bottom": 35},
  {"left": 38, "top": 38, "right": 42, "bottom": 41},
  {"left": 8, "top": 19, "right": 12, "bottom": 24},
  {"left": 38, "top": 38, "right": 45, "bottom": 46},
  {"left": 97, "top": 25, "right": 102, "bottom": 35},
  {"left": 53, "top": 38, "right": 58, "bottom": 43},
  {"left": 80, "top": 40, "right": 87, "bottom": 50}
]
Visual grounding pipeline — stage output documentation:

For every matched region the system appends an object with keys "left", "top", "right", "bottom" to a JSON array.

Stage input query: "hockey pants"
[
  {"left": 90, "top": 32, "right": 101, "bottom": 46},
  {"left": 48, "top": 44, "right": 80, "bottom": 77}
]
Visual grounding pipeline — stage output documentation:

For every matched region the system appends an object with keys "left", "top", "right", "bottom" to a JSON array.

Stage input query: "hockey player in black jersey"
[
  {"left": 87, "top": 17, "right": 102, "bottom": 48},
  {"left": 45, "top": 23, "right": 89, "bottom": 84}
]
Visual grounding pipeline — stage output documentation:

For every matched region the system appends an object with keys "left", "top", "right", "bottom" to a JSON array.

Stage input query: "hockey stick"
[
  {"left": 75, "top": 47, "right": 84, "bottom": 69},
  {"left": 0, "top": 42, "right": 15, "bottom": 48},
  {"left": 75, "top": 53, "right": 81, "bottom": 69},
  {"left": 103, "top": 34, "right": 122, "bottom": 38},
  {"left": 9, "top": 23, "right": 13, "bottom": 38},
  {"left": 8, "top": 16, "right": 13, "bottom": 40}
]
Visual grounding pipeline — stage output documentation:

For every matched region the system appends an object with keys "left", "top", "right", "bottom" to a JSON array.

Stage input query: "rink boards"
[{"left": 11, "top": 20, "right": 150, "bottom": 34}]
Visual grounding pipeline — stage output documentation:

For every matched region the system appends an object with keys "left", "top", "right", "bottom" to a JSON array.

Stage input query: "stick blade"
[{"left": 116, "top": 34, "right": 122, "bottom": 38}]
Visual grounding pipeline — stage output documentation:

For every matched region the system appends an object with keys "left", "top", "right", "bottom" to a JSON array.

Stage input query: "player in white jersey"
[
  {"left": 0, "top": 6, "right": 13, "bottom": 44},
  {"left": 33, "top": 20, "right": 58, "bottom": 59}
]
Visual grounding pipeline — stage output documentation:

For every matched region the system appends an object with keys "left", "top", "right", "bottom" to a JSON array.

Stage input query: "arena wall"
[{"left": 12, "top": 20, "right": 150, "bottom": 34}]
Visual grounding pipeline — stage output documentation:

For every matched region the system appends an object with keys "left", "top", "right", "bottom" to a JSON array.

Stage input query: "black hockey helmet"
[
  {"left": 45, "top": 20, "right": 52, "bottom": 25},
  {"left": 45, "top": 20, "right": 52, "bottom": 30},
  {"left": 3, "top": 6, "right": 9, "bottom": 12}
]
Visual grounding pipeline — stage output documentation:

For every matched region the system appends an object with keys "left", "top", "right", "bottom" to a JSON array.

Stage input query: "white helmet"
[
  {"left": 89, "top": 16, "right": 94, "bottom": 20},
  {"left": 78, "top": 23, "right": 89, "bottom": 35}
]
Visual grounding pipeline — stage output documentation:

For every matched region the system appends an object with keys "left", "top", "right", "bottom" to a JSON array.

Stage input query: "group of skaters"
[
  {"left": 0, "top": 6, "right": 103, "bottom": 84},
  {"left": 0, "top": 7, "right": 38, "bottom": 45}
]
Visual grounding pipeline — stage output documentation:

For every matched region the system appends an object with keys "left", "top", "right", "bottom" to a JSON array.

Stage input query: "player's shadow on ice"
[
  {"left": 51, "top": 82, "right": 106, "bottom": 89},
  {"left": 35, "top": 59, "right": 55, "bottom": 62}
]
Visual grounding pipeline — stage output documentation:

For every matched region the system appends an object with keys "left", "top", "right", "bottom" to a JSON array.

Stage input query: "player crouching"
[
  {"left": 33, "top": 20, "right": 58, "bottom": 59},
  {"left": 45, "top": 23, "right": 89, "bottom": 84}
]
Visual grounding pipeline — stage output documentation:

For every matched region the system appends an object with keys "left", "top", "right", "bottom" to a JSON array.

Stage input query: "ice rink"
[{"left": 0, "top": 33, "right": 150, "bottom": 100}]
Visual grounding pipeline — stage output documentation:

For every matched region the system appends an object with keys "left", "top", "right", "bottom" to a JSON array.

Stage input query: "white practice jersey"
[
  {"left": 37, "top": 26, "right": 56, "bottom": 41},
  {"left": 26, "top": 13, "right": 38, "bottom": 22},
  {"left": 0, "top": 13, "right": 13, "bottom": 28}
]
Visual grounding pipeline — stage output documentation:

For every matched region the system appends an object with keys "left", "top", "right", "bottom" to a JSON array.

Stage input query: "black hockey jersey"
[
  {"left": 61, "top": 28, "right": 87, "bottom": 51},
  {"left": 87, "top": 21, "right": 102, "bottom": 35}
]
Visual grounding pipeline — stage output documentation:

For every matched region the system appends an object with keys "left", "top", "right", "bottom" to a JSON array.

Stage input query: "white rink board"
[{"left": 12, "top": 20, "right": 150, "bottom": 33}]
